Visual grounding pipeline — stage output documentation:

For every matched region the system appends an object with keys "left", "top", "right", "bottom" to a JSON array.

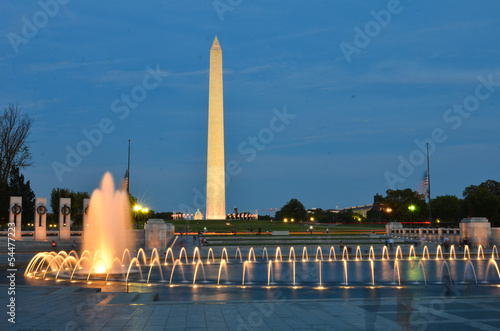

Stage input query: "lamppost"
[
  {"left": 408, "top": 205, "right": 416, "bottom": 227},
  {"left": 133, "top": 204, "right": 149, "bottom": 228},
  {"left": 385, "top": 207, "right": 392, "bottom": 222}
]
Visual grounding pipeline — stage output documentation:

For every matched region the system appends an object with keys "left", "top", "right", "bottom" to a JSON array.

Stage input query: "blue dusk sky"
[{"left": 1, "top": 1, "right": 499, "bottom": 215}]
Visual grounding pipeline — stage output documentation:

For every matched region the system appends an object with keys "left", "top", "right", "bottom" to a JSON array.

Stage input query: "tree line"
[{"left": 274, "top": 179, "right": 500, "bottom": 227}]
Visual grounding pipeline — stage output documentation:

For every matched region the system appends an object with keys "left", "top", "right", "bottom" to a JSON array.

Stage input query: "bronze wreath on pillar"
[
  {"left": 37, "top": 205, "right": 47, "bottom": 215},
  {"left": 61, "top": 205, "right": 71, "bottom": 216},
  {"left": 11, "top": 203, "right": 22, "bottom": 215}
]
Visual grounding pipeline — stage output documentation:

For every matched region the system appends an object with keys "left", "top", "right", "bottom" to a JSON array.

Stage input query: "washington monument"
[{"left": 205, "top": 36, "right": 226, "bottom": 220}]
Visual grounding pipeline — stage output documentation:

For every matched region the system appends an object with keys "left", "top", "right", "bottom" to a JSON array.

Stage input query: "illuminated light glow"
[{"left": 84, "top": 173, "right": 135, "bottom": 276}]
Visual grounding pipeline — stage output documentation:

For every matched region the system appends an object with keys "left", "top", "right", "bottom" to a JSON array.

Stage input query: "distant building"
[
  {"left": 172, "top": 212, "right": 184, "bottom": 220},
  {"left": 194, "top": 209, "right": 203, "bottom": 220},
  {"left": 332, "top": 194, "right": 382, "bottom": 218},
  {"left": 227, "top": 207, "right": 257, "bottom": 220}
]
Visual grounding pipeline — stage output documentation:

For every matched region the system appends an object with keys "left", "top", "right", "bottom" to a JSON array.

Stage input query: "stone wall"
[
  {"left": 490, "top": 228, "right": 500, "bottom": 245},
  {"left": 460, "top": 217, "right": 491, "bottom": 246}
]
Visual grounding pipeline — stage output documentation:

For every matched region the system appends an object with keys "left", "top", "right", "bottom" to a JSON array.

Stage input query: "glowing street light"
[
  {"left": 132, "top": 204, "right": 150, "bottom": 228},
  {"left": 408, "top": 205, "right": 416, "bottom": 226}
]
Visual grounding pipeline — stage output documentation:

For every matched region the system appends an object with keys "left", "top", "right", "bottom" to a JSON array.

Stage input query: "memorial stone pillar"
[
  {"left": 34, "top": 197, "right": 48, "bottom": 241},
  {"left": 9, "top": 196, "right": 22, "bottom": 240},
  {"left": 145, "top": 219, "right": 167, "bottom": 250},
  {"left": 59, "top": 198, "right": 71, "bottom": 240}
]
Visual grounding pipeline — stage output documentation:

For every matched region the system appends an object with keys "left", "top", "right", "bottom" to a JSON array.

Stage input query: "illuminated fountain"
[
  {"left": 83, "top": 172, "right": 135, "bottom": 274},
  {"left": 24, "top": 181, "right": 500, "bottom": 292},
  {"left": 26, "top": 243, "right": 500, "bottom": 288},
  {"left": 26, "top": 172, "right": 135, "bottom": 282}
]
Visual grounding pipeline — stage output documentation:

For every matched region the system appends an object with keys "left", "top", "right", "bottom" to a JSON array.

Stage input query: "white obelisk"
[{"left": 205, "top": 36, "right": 226, "bottom": 220}]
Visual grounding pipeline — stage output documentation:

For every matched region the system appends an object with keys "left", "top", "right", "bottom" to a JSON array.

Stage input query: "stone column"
[
  {"left": 34, "top": 197, "right": 48, "bottom": 241},
  {"left": 83, "top": 198, "right": 90, "bottom": 238},
  {"left": 460, "top": 217, "right": 491, "bottom": 246},
  {"left": 145, "top": 219, "right": 167, "bottom": 250},
  {"left": 438, "top": 228, "right": 442, "bottom": 237},
  {"left": 59, "top": 198, "right": 71, "bottom": 240},
  {"left": 166, "top": 223, "right": 175, "bottom": 240},
  {"left": 418, "top": 228, "right": 423, "bottom": 237},
  {"left": 9, "top": 196, "right": 22, "bottom": 240},
  {"left": 386, "top": 222, "right": 403, "bottom": 235}
]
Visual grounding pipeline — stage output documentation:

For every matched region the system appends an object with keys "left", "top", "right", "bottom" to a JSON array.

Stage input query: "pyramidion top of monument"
[{"left": 211, "top": 36, "right": 221, "bottom": 51}]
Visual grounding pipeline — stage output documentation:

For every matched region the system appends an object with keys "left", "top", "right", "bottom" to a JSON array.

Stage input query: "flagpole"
[
  {"left": 427, "top": 143, "right": 432, "bottom": 223},
  {"left": 127, "top": 139, "right": 130, "bottom": 194}
]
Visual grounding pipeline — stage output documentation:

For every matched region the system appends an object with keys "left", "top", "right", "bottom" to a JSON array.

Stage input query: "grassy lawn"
[{"left": 168, "top": 219, "right": 385, "bottom": 235}]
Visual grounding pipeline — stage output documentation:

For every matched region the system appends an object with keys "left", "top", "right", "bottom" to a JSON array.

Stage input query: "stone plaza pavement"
[{"left": 3, "top": 282, "right": 500, "bottom": 331}]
